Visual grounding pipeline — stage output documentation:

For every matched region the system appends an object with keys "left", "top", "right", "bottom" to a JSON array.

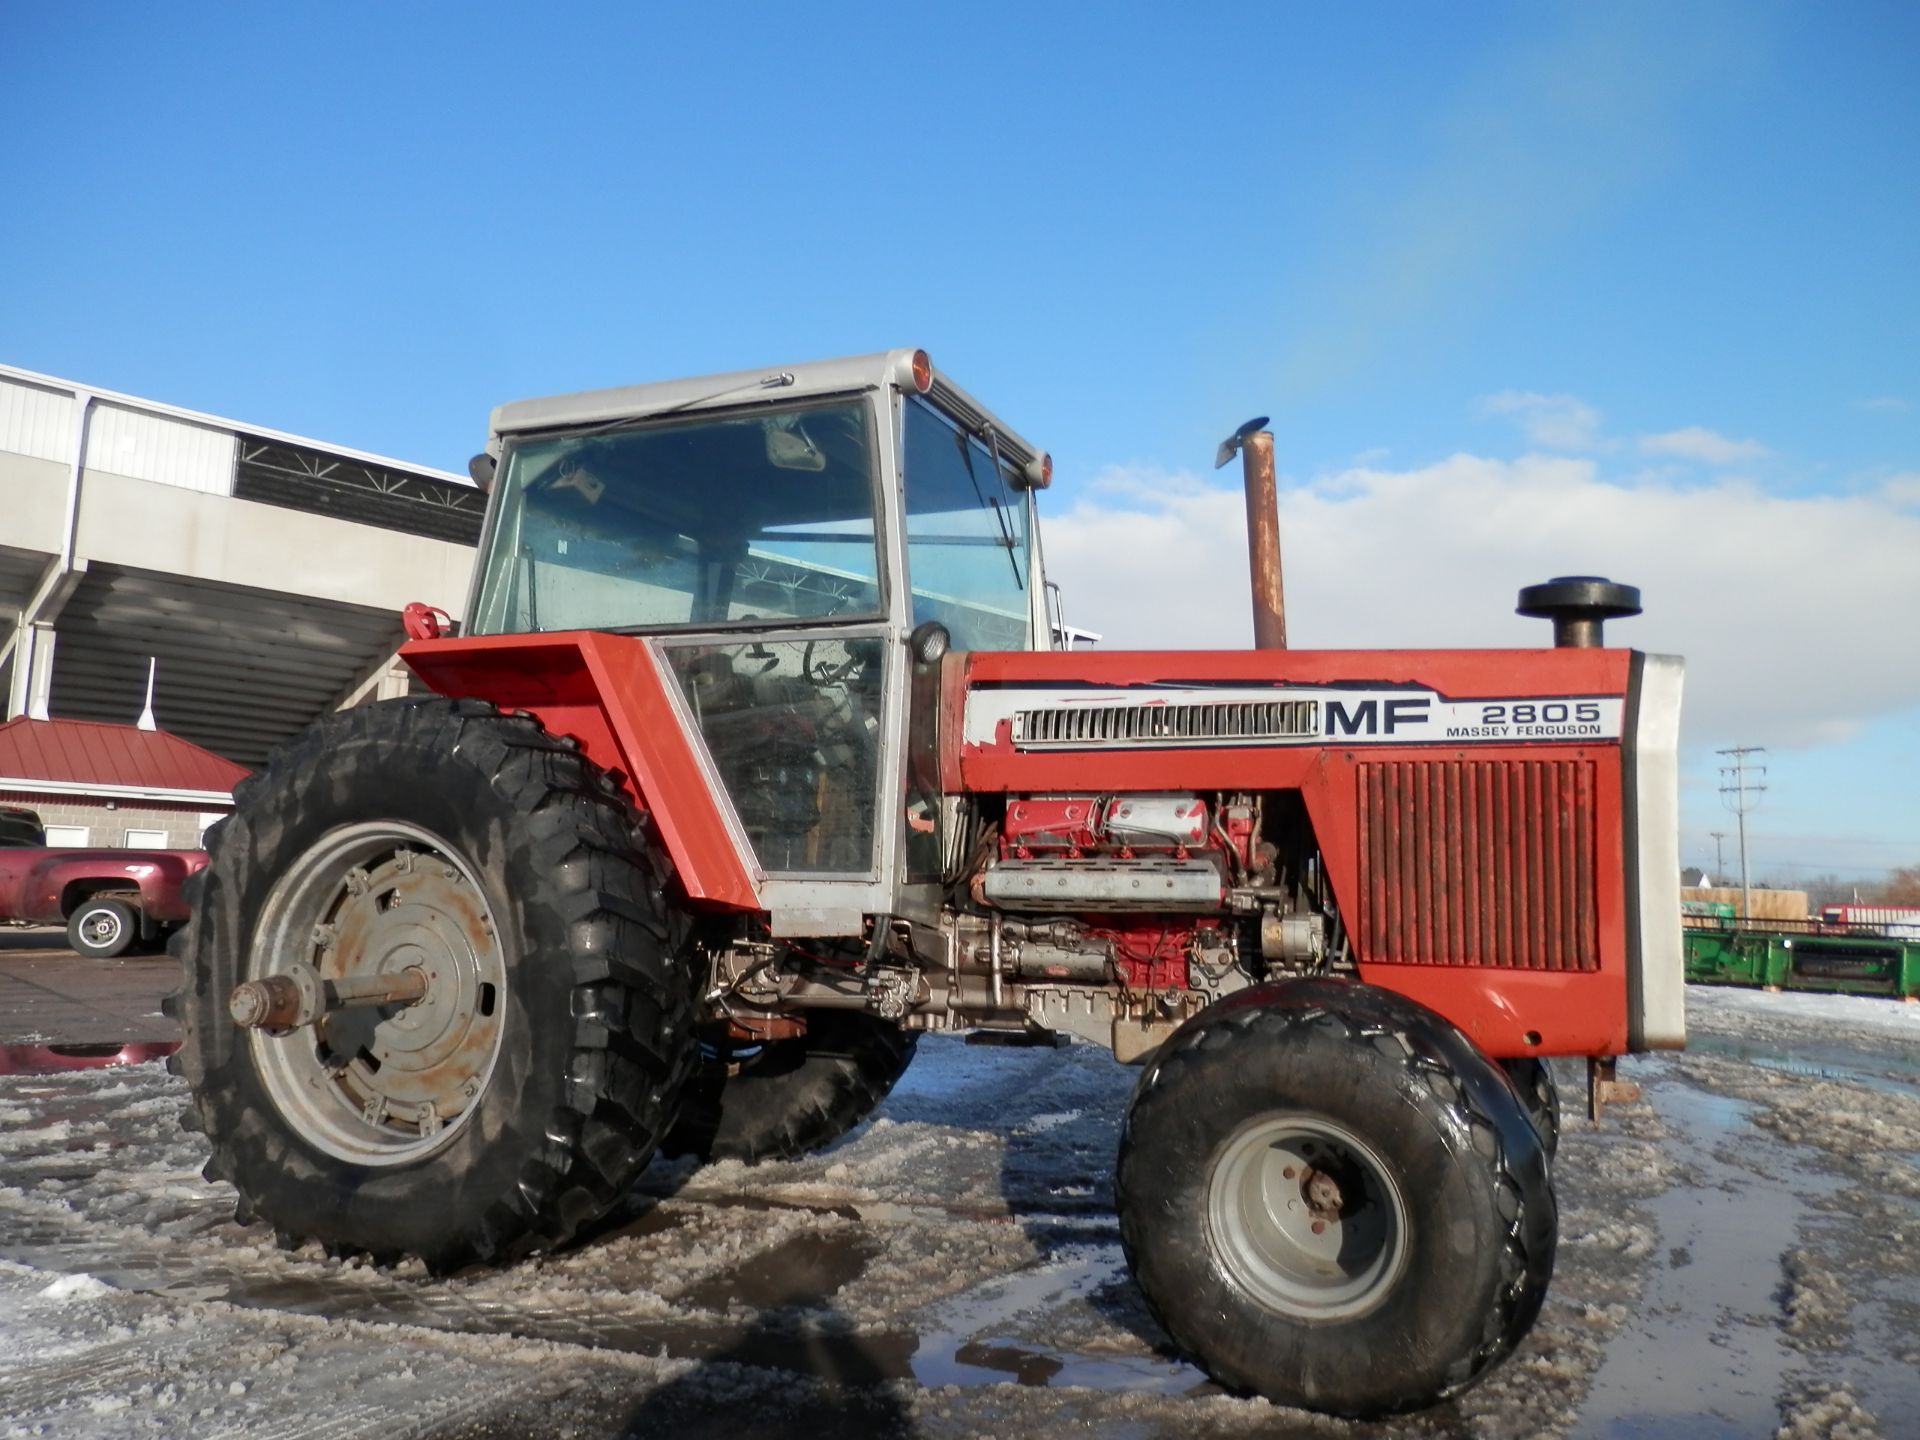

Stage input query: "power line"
[{"left": 1717, "top": 746, "right": 1767, "bottom": 918}]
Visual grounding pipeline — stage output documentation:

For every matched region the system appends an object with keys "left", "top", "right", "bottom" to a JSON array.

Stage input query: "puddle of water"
[
  {"left": 0, "top": 1043, "right": 178, "bottom": 1076},
  {"left": 681, "top": 1231, "right": 880, "bottom": 1312},
  {"left": 1, "top": 1220, "right": 1184, "bottom": 1398},
  {"left": 1688, "top": 1033, "right": 1920, "bottom": 1101},
  {"left": 1571, "top": 1080, "right": 1847, "bottom": 1440},
  {"left": 907, "top": 1242, "right": 1205, "bottom": 1395}
]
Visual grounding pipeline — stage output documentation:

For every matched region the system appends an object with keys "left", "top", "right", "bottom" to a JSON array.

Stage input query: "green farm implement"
[{"left": 1683, "top": 919, "right": 1920, "bottom": 1001}]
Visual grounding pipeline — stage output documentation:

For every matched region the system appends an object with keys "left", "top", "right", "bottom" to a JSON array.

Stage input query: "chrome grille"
[{"left": 1013, "top": 699, "right": 1319, "bottom": 747}]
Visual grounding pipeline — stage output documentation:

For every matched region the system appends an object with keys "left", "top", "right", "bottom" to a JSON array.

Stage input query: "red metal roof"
[{"left": 0, "top": 717, "right": 250, "bottom": 795}]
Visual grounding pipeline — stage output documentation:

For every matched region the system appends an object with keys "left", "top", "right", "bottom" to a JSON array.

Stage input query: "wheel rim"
[
  {"left": 248, "top": 821, "right": 507, "bottom": 1166},
  {"left": 82, "top": 907, "right": 123, "bottom": 949},
  {"left": 1205, "top": 1114, "right": 1410, "bottom": 1320}
]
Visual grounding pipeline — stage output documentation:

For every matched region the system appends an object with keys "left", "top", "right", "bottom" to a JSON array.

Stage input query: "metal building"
[{"left": 0, "top": 364, "right": 480, "bottom": 767}]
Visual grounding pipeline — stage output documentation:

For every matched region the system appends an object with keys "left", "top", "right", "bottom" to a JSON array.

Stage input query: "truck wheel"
[
  {"left": 165, "top": 697, "right": 696, "bottom": 1272},
  {"left": 663, "top": 1011, "right": 916, "bottom": 1163},
  {"left": 69, "top": 897, "right": 138, "bottom": 959},
  {"left": 1116, "top": 979, "right": 1555, "bottom": 1418},
  {"left": 1500, "top": 1057, "right": 1561, "bottom": 1159}
]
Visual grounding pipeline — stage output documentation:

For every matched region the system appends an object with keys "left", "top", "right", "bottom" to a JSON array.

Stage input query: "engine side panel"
[{"left": 951, "top": 647, "right": 1642, "bottom": 1058}]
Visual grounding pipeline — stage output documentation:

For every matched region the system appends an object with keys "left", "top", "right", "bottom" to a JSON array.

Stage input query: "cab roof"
[{"left": 487, "top": 349, "right": 1042, "bottom": 468}]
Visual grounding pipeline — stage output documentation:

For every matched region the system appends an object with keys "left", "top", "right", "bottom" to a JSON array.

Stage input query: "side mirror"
[{"left": 468, "top": 452, "right": 497, "bottom": 494}]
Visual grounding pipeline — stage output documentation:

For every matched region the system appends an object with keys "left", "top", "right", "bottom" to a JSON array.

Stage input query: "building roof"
[
  {"left": 0, "top": 361, "right": 470, "bottom": 486},
  {"left": 0, "top": 716, "right": 250, "bottom": 803}
]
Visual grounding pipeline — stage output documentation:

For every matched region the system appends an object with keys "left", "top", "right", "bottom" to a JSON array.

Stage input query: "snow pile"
[
  {"left": 1775, "top": 1384, "right": 1881, "bottom": 1440},
  {"left": 1778, "top": 1247, "right": 1849, "bottom": 1348},
  {"left": 37, "top": 1273, "right": 113, "bottom": 1302},
  {"left": 1689, "top": 983, "right": 1920, "bottom": 1049}
]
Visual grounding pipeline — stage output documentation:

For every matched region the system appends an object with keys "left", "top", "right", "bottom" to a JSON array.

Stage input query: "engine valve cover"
[
  {"left": 1105, "top": 794, "right": 1209, "bottom": 849},
  {"left": 981, "top": 857, "right": 1226, "bottom": 912}
]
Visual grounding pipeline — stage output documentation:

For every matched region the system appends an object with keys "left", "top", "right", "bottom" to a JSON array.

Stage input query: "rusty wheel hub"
[
  {"left": 246, "top": 822, "right": 506, "bottom": 1166},
  {"left": 1206, "top": 1116, "right": 1408, "bottom": 1320}
]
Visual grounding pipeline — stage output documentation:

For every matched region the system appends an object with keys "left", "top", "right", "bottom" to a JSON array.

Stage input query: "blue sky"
[{"left": 3, "top": 2, "right": 1916, "bottom": 884}]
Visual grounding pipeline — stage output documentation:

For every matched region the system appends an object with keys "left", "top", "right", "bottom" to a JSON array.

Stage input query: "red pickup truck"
[{"left": 0, "top": 806, "right": 207, "bottom": 959}]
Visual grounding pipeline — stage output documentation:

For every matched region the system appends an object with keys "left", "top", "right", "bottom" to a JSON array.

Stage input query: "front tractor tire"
[
  {"left": 1501, "top": 1056, "right": 1562, "bottom": 1160},
  {"left": 1115, "top": 979, "right": 1556, "bottom": 1418},
  {"left": 167, "top": 698, "right": 697, "bottom": 1272}
]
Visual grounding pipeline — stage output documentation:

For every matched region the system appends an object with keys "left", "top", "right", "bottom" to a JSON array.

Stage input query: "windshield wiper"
[
  {"left": 519, "top": 544, "right": 540, "bottom": 629},
  {"left": 987, "top": 496, "right": 1022, "bottom": 589},
  {"left": 956, "top": 431, "right": 1023, "bottom": 590},
  {"left": 985, "top": 431, "right": 1025, "bottom": 590},
  {"left": 569, "top": 372, "right": 798, "bottom": 437}
]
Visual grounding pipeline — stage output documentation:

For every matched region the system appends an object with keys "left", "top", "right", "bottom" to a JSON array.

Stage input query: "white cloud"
[
  {"left": 1882, "top": 473, "right": 1920, "bottom": 507},
  {"left": 1479, "top": 391, "right": 1604, "bottom": 450},
  {"left": 1638, "top": 426, "right": 1770, "bottom": 465},
  {"left": 1043, "top": 454, "right": 1920, "bottom": 755},
  {"left": 1856, "top": 396, "right": 1909, "bottom": 413}
]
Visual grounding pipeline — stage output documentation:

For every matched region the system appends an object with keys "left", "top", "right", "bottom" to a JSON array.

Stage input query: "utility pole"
[
  {"left": 1717, "top": 748, "right": 1767, "bottom": 919},
  {"left": 1709, "top": 831, "right": 1727, "bottom": 883}
]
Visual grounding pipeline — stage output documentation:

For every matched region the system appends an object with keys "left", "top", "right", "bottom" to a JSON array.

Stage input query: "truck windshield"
[
  {"left": 902, "top": 398, "right": 1033, "bottom": 651},
  {"left": 469, "top": 399, "right": 881, "bottom": 635}
]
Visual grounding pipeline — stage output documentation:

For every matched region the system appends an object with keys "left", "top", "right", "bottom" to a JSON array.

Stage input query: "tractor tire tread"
[
  {"left": 171, "top": 697, "right": 695, "bottom": 1273},
  {"left": 1117, "top": 984, "right": 1554, "bottom": 1415},
  {"left": 663, "top": 1012, "right": 917, "bottom": 1166}
]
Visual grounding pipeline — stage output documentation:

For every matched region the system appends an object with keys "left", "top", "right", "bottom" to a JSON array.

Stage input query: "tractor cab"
[{"left": 462, "top": 349, "right": 1051, "bottom": 900}]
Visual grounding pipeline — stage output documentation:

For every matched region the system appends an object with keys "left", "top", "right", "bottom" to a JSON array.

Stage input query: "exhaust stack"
[{"left": 1217, "top": 417, "right": 1286, "bottom": 650}]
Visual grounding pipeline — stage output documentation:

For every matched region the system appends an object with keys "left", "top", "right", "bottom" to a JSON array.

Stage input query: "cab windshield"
[
  {"left": 469, "top": 399, "right": 881, "bottom": 634},
  {"left": 902, "top": 398, "right": 1033, "bottom": 651}
]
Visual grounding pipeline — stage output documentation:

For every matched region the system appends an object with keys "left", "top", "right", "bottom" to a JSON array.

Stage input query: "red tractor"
[{"left": 169, "top": 351, "right": 1684, "bottom": 1417}]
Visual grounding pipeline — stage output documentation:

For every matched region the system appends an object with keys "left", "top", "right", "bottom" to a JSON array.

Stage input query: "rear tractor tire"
[
  {"left": 1116, "top": 979, "right": 1556, "bottom": 1418},
  {"left": 166, "top": 697, "right": 697, "bottom": 1272},
  {"left": 664, "top": 1010, "right": 917, "bottom": 1164}
]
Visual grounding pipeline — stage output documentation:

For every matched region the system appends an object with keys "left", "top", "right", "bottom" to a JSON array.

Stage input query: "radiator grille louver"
[
  {"left": 1357, "top": 758, "right": 1600, "bottom": 971},
  {"left": 1013, "top": 699, "right": 1319, "bottom": 747}
]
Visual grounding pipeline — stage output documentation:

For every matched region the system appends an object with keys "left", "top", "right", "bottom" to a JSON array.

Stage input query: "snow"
[
  {"left": 0, "top": 1012, "right": 1913, "bottom": 1437},
  {"left": 1687, "top": 982, "right": 1920, "bottom": 1044},
  {"left": 37, "top": 1273, "right": 112, "bottom": 1302},
  {"left": 1775, "top": 1385, "right": 1882, "bottom": 1440},
  {"left": 1780, "top": 1246, "right": 1850, "bottom": 1347}
]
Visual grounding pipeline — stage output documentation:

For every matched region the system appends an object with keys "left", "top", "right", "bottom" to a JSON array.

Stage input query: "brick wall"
[{"left": 0, "top": 791, "right": 231, "bottom": 850}]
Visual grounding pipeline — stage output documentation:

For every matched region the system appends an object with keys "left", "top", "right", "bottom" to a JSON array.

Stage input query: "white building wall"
[
  {"left": 84, "top": 401, "right": 235, "bottom": 496},
  {"left": 72, "top": 469, "right": 473, "bottom": 615},
  {"left": 0, "top": 377, "right": 76, "bottom": 465},
  {"left": 2, "top": 377, "right": 238, "bottom": 497}
]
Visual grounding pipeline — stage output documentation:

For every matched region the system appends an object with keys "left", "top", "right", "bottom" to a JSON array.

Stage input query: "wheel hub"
[
  {"left": 324, "top": 852, "right": 501, "bottom": 1109},
  {"left": 248, "top": 823, "right": 507, "bottom": 1166},
  {"left": 1301, "top": 1164, "right": 1347, "bottom": 1217},
  {"left": 83, "top": 910, "right": 123, "bottom": 947},
  {"left": 1206, "top": 1116, "right": 1409, "bottom": 1320}
]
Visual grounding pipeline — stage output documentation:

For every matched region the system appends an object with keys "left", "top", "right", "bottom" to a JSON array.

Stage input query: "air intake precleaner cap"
[{"left": 1516, "top": 576, "right": 1642, "bottom": 648}]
